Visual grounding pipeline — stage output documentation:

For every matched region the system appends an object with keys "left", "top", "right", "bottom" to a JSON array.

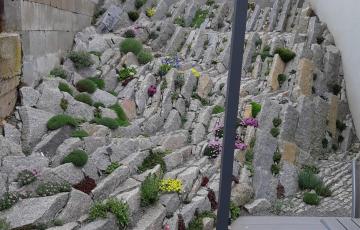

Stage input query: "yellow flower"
[
  {"left": 146, "top": 8, "right": 156, "bottom": 17},
  {"left": 159, "top": 179, "right": 182, "bottom": 193},
  {"left": 191, "top": 68, "right": 201, "bottom": 78}
]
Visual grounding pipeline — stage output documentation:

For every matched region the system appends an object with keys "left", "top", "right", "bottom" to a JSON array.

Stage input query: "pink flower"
[
  {"left": 241, "top": 118, "right": 259, "bottom": 127},
  {"left": 164, "top": 224, "right": 170, "bottom": 230},
  {"left": 235, "top": 141, "right": 247, "bottom": 150},
  {"left": 148, "top": 85, "right": 157, "bottom": 97}
]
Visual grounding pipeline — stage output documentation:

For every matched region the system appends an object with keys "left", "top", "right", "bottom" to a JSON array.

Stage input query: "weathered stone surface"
[
  {"left": 160, "top": 193, "right": 181, "bottom": 218},
  {"left": 203, "top": 217, "right": 214, "bottom": 230},
  {"left": 281, "top": 141, "right": 298, "bottom": 164},
  {"left": 192, "top": 123, "right": 206, "bottom": 144},
  {"left": 0, "top": 193, "right": 69, "bottom": 229},
  {"left": 0, "top": 33, "right": 21, "bottom": 79},
  {"left": 79, "top": 216, "right": 118, "bottom": 230},
  {"left": 231, "top": 183, "right": 254, "bottom": 206},
  {"left": 164, "top": 146, "right": 192, "bottom": 171},
  {"left": 36, "top": 86, "right": 63, "bottom": 114},
  {"left": 279, "top": 162, "right": 298, "bottom": 197},
  {"left": 18, "top": 106, "right": 54, "bottom": 153},
  {"left": 91, "top": 89, "right": 117, "bottom": 107},
  {"left": 132, "top": 203, "right": 166, "bottom": 230},
  {"left": 116, "top": 188, "right": 140, "bottom": 215},
  {"left": 120, "top": 151, "right": 149, "bottom": 174},
  {"left": 120, "top": 99, "right": 136, "bottom": 121},
  {"left": 43, "top": 163, "right": 84, "bottom": 185},
  {"left": 268, "top": 54, "right": 285, "bottom": 91},
  {"left": 164, "top": 110, "right": 182, "bottom": 133},
  {"left": 279, "top": 105, "right": 299, "bottom": 143},
  {"left": 64, "top": 93, "right": 94, "bottom": 121},
  {"left": 20, "top": 87, "right": 40, "bottom": 107},
  {"left": 196, "top": 75, "right": 213, "bottom": 99},
  {"left": 181, "top": 71, "right": 198, "bottom": 101},
  {"left": 295, "top": 58, "right": 315, "bottom": 96},
  {"left": 161, "top": 130, "right": 188, "bottom": 150},
  {"left": 0, "top": 135, "right": 24, "bottom": 160},
  {"left": 177, "top": 166, "right": 199, "bottom": 194},
  {"left": 328, "top": 95, "right": 339, "bottom": 138},
  {"left": 0, "top": 173, "right": 7, "bottom": 197},
  {"left": 47, "top": 222, "right": 79, "bottom": 230},
  {"left": 244, "top": 198, "right": 271, "bottom": 214},
  {"left": 57, "top": 190, "right": 93, "bottom": 223}
]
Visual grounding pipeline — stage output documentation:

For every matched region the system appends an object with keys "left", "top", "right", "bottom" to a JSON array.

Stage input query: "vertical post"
[
  {"left": 352, "top": 159, "right": 360, "bottom": 218},
  {"left": 216, "top": 0, "right": 248, "bottom": 229},
  {"left": 0, "top": 0, "right": 4, "bottom": 32}
]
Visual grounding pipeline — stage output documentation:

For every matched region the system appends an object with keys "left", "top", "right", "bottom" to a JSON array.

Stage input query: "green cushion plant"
[
  {"left": 75, "top": 79, "right": 97, "bottom": 94},
  {"left": 251, "top": 102, "right": 261, "bottom": 117},
  {"left": 138, "top": 150, "right": 167, "bottom": 173},
  {"left": 50, "top": 67, "right": 68, "bottom": 79},
  {"left": 303, "top": 192, "right": 320, "bottom": 205},
  {"left": 47, "top": 115, "right": 78, "bottom": 130},
  {"left": 75, "top": 93, "right": 93, "bottom": 106},
  {"left": 140, "top": 174, "right": 160, "bottom": 207},
  {"left": 120, "top": 38, "right": 143, "bottom": 55},
  {"left": 212, "top": 105, "right": 225, "bottom": 114},
  {"left": 58, "top": 82, "right": 73, "bottom": 96},
  {"left": 298, "top": 170, "right": 322, "bottom": 190},
  {"left": 275, "top": 48, "right": 296, "bottom": 63},
  {"left": 88, "top": 77, "right": 105, "bottom": 90},
  {"left": 92, "top": 117, "right": 119, "bottom": 130},
  {"left": 137, "top": 50, "right": 153, "bottom": 64},
  {"left": 68, "top": 51, "right": 94, "bottom": 69},
  {"left": 62, "top": 149, "right": 88, "bottom": 167},
  {"left": 70, "top": 129, "right": 89, "bottom": 139}
]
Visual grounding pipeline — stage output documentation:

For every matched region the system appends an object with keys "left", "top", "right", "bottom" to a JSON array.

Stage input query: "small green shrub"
[
  {"left": 230, "top": 202, "right": 241, "bottom": 220},
  {"left": 212, "top": 105, "right": 225, "bottom": 114},
  {"left": 47, "top": 114, "right": 78, "bottom": 130},
  {"left": 0, "top": 192, "right": 19, "bottom": 211},
  {"left": 105, "top": 162, "right": 121, "bottom": 175},
  {"left": 206, "top": 0, "right": 215, "bottom": 5},
  {"left": 68, "top": 51, "right": 94, "bottom": 69},
  {"left": 109, "top": 104, "right": 128, "bottom": 122},
  {"left": 174, "top": 74, "right": 185, "bottom": 89},
  {"left": 303, "top": 165, "right": 319, "bottom": 174},
  {"left": 17, "top": 169, "right": 37, "bottom": 186},
  {"left": 127, "top": 11, "right": 139, "bottom": 21},
  {"left": 123, "top": 29, "right": 136, "bottom": 38},
  {"left": 315, "top": 183, "right": 332, "bottom": 197},
  {"left": 137, "top": 50, "right": 153, "bottom": 64},
  {"left": 303, "top": 192, "right": 320, "bottom": 205},
  {"left": 36, "top": 182, "right": 71, "bottom": 197},
  {"left": 251, "top": 102, "right": 261, "bottom": 117},
  {"left": 271, "top": 164, "right": 280, "bottom": 175},
  {"left": 50, "top": 67, "right": 68, "bottom": 79},
  {"left": 259, "top": 45, "right": 271, "bottom": 61},
  {"left": 70, "top": 129, "right": 89, "bottom": 139},
  {"left": 120, "top": 38, "right": 143, "bottom": 55},
  {"left": 273, "top": 151, "right": 281, "bottom": 164},
  {"left": 138, "top": 151, "right": 166, "bottom": 173},
  {"left": 188, "top": 211, "right": 216, "bottom": 230},
  {"left": 58, "top": 82, "right": 73, "bottom": 96},
  {"left": 336, "top": 120, "right": 346, "bottom": 132},
  {"left": 135, "top": 0, "right": 147, "bottom": 9},
  {"left": 191, "top": 9, "right": 208, "bottom": 28},
  {"left": 92, "top": 117, "right": 119, "bottom": 129},
  {"left": 53, "top": 219, "right": 64, "bottom": 226},
  {"left": 94, "top": 102, "right": 105, "bottom": 108},
  {"left": 0, "top": 218, "right": 10, "bottom": 230},
  {"left": 272, "top": 118, "right": 282, "bottom": 127},
  {"left": 88, "top": 77, "right": 105, "bottom": 90},
  {"left": 275, "top": 48, "right": 296, "bottom": 63},
  {"left": 75, "top": 93, "right": 93, "bottom": 106},
  {"left": 278, "top": 74, "right": 287, "bottom": 86},
  {"left": 298, "top": 170, "right": 321, "bottom": 190},
  {"left": 331, "top": 84, "right": 341, "bottom": 95},
  {"left": 140, "top": 174, "right": 160, "bottom": 207},
  {"left": 60, "top": 98, "right": 68, "bottom": 111},
  {"left": 89, "top": 199, "right": 129, "bottom": 228},
  {"left": 62, "top": 149, "right": 88, "bottom": 167},
  {"left": 158, "top": 64, "right": 172, "bottom": 77},
  {"left": 118, "top": 65, "right": 137, "bottom": 81},
  {"left": 245, "top": 149, "right": 253, "bottom": 162},
  {"left": 270, "top": 127, "right": 280, "bottom": 137},
  {"left": 322, "top": 138, "right": 328, "bottom": 148},
  {"left": 174, "top": 17, "right": 186, "bottom": 27},
  {"left": 76, "top": 79, "right": 97, "bottom": 94}
]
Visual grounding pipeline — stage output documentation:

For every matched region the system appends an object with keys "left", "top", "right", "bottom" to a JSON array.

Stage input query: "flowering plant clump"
[
  {"left": 235, "top": 134, "right": 247, "bottom": 151},
  {"left": 240, "top": 118, "right": 259, "bottom": 128},
  {"left": 0, "top": 192, "right": 19, "bottom": 211},
  {"left": 146, "top": 8, "right": 156, "bottom": 17},
  {"left": 148, "top": 85, "right": 157, "bottom": 97},
  {"left": 162, "top": 56, "right": 180, "bottom": 69},
  {"left": 36, "top": 182, "right": 71, "bottom": 197},
  {"left": 158, "top": 64, "right": 172, "bottom": 77},
  {"left": 159, "top": 179, "right": 182, "bottom": 193},
  {"left": 191, "top": 68, "right": 201, "bottom": 78},
  {"left": 204, "top": 139, "right": 222, "bottom": 158},
  {"left": 17, "top": 169, "right": 38, "bottom": 186},
  {"left": 213, "top": 121, "right": 224, "bottom": 138},
  {"left": 118, "top": 65, "right": 137, "bottom": 81}
]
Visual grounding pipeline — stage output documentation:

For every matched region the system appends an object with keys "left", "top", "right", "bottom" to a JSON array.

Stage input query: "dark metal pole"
[
  {"left": 216, "top": 0, "right": 248, "bottom": 229},
  {"left": 0, "top": 0, "right": 4, "bottom": 32},
  {"left": 352, "top": 159, "right": 360, "bottom": 218}
]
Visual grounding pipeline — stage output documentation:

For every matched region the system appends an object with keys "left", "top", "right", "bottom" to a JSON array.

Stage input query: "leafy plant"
[
  {"left": 191, "top": 9, "right": 208, "bottom": 28},
  {"left": 17, "top": 169, "right": 37, "bottom": 186},
  {"left": 75, "top": 93, "right": 93, "bottom": 106},
  {"left": 272, "top": 118, "right": 282, "bottom": 127},
  {"left": 140, "top": 174, "right": 160, "bottom": 207},
  {"left": 92, "top": 117, "right": 120, "bottom": 130},
  {"left": 58, "top": 82, "right": 73, "bottom": 96},
  {"left": 120, "top": 38, "right": 143, "bottom": 55},
  {"left": 145, "top": 7, "right": 156, "bottom": 17},
  {"left": 109, "top": 103, "right": 129, "bottom": 127},
  {"left": 50, "top": 67, "right": 68, "bottom": 79},
  {"left": 88, "top": 77, "right": 105, "bottom": 90},
  {"left": 47, "top": 114, "right": 78, "bottom": 130},
  {"left": 89, "top": 202, "right": 108, "bottom": 220},
  {"left": 89, "top": 199, "right": 129, "bottom": 228},
  {"left": 94, "top": 102, "right": 105, "bottom": 108},
  {"left": 174, "top": 17, "right": 186, "bottom": 27},
  {"left": 259, "top": 45, "right": 271, "bottom": 61},
  {"left": 174, "top": 74, "right": 185, "bottom": 89},
  {"left": 158, "top": 64, "right": 172, "bottom": 77},
  {"left": 230, "top": 202, "right": 241, "bottom": 220},
  {"left": 127, "top": 11, "right": 139, "bottom": 21},
  {"left": 303, "top": 192, "right": 320, "bottom": 205},
  {"left": 123, "top": 29, "right": 136, "bottom": 38},
  {"left": 270, "top": 127, "right": 280, "bottom": 137},
  {"left": 303, "top": 165, "right": 319, "bottom": 174},
  {"left": 0, "top": 218, "right": 10, "bottom": 230},
  {"left": 68, "top": 51, "right": 94, "bottom": 69},
  {"left": 159, "top": 179, "right": 182, "bottom": 193},
  {"left": 70, "top": 129, "right": 89, "bottom": 139},
  {"left": 62, "top": 149, "right": 88, "bottom": 167},
  {"left": 188, "top": 211, "right": 216, "bottom": 230},
  {"left": 138, "top": 150, "right": 166, "bottom": 173},
  {"left": 315, "top": 183, "right": 332, "bottom": 197},
  {"left": 0, "top": 192, "right": 19, "bottom": 211},
  {"left": 278, "top": 74, "right": 287, "bottom": 86},
  {"left": 73, "top": 176, "right": 97, "bottom": 195},
  {"left": 336, "top": 120, "right": 346, "bottom": 132},
  {"left": 298, "top": 170, "right": 321, "bottom": 190},
  {"left": 135, "top": 0, "right": 147, "bottom": 9},
  {"left": 212, "top": 105, "right": 225, "bottom": 114},
  {"left": 60, "top": 98, "right": 68, "bottom": 111},
  {"left": 36, "top": 182, "right": 71, "bottom": 197},
  {"left": 273, "top": 150, "right": 281, "bottom": 164},
  {"left": 271, "top": 164, "right": 280, "bottom": 175},
  {"left": 137, "top": 50, "right": 153, "bottom": 64},
  {"left": 53, "top": 219, "right": 64, "bottom": 226},
  {"left": 118, "top": 66, "right": 137, "bottom": 81},
  {"left": 105, "top": 162, "right": 121, "bottom": 174},
  {"left": 251, "top": 102, "right": 261, "bottom": 117},
  {"left": 275, "top": 48, "right": 296, "bottom": 63},
  {"left": 76, "top": 79, "right": 97, "bottom": 94}
]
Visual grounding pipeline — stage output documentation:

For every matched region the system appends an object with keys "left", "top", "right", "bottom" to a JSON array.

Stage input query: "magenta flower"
[
  {"left": 235, "top": 141, "right": 247, "bottom": 150},
  {"left": 148, "top": 85, "right": 157, "bottom": 97},
  {"left": 241, "top": 118, "right": 259, "bottom": 128},
  {"left": 213, "top": 120, "right": 224, "bottom": 138}
]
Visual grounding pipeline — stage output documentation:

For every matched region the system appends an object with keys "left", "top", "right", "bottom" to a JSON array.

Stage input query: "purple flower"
[
  {"left": 241, "top": 118, "right": 259, "bottom": 128},
  {"left": 213, "top": 121, "right": 224, "bottom": 138},
  {"left": 235, "top": 141, "right": 247, "bottom": 151},
  {"left": 148, "top": 85, "right": 157, "bottom": 97}
]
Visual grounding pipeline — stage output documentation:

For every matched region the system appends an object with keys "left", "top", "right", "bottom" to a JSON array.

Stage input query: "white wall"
[{"left": 308, "top": 0, "right": 360, "bottom": 138}]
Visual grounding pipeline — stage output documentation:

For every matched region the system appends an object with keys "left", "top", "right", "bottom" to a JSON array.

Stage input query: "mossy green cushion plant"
[
  {"left": 298, "top": 170, "right": 321, "bottom": 190},
  {"left": 191, "top": 9, "right": 209, "bottom": 28},
  {"left": 36, "top": 182, "right": 71, "bottom": 197},
  {"left": 92, "top": 117, "right": 119, "bottom": 130},
  {"left": 275, "top": 48, "right": 296, "bottom": 63},
  {"left": 62, "top": 149, "right": 88, "bottom": 167},
  {"left": 89, "top": 198, "right": 129, "bottom": 228},
  {"left": 76, "top": 79, "right": 97, "bottom": 94},
  {"left": 315, "top": 183, "right": 332, "bottom": 197},
  {"left": 68, "top": 51, "right": 94, "bottom": 69},
  {"left": 158, "top": 64, "right": 172, "bottom": 77},
  {"left": 88, "top": 77, "right": 105, "bottom": 90},
  {"left": 127, "top": 11, "right": 139, "bottom": 22},
  {"left": 58, "top": 82, "right": 73, "bottom": 96},
  {"left": 0, "top": 192, "right": 19, "bottom": 211},
  {"left": 135, "top": 0, "right": 147, "bottom": 9},
  {"left": 47, "top": 114, "right": 78, "bottom": 130},
  {"left": 251, "top": 102, "right": 261, "bottom": 117},
  {"left": 303, "top": 192, "right": 320, "bottom": 205},
  {"left": 75, "top": 93, "right": 93, "bottom": 106},
  {"left": 120, "top": 38, "right": 143, "bottom": 55},
  {"left": 212, "top": 105, "right": 225, "bottom": 114},
  {"left": 50, "top": 67, "right": 68, "bottom": 79},
  {"left": 137, "top": 50, "right": 153, "bottom": 65},
  {"left": 138, "top": 150, "right": 167, "bottom": 173},
  {"left": 105, "top": 162, "right": 121, "bottom": 175},
  {"left": 70, "top": 129, "right": 89, "bottom": 139},
  {"left": 109, "top": 103, "right": 129, "bottom": 126},
  {"left": 140, "top": 174, "right": 160, "bottom": 207}
]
